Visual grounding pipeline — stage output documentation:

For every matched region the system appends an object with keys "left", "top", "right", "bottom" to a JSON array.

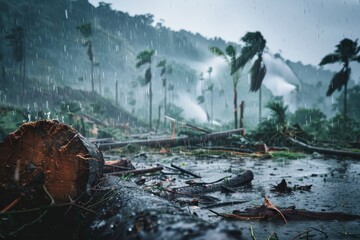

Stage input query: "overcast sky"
[{"left": 89, "top": 0, "right": 360, "bottom": 66}]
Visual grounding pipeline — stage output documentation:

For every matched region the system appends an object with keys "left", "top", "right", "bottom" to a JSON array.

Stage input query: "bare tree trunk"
[
  {"left": 149, "top": 80, "right": 153, "bottom": 130},
  {"left": 91, "top": 61, "right": 94, "bottom": 92},
  {"left": 240, "top": 101, "right": 245, "bottom": 128},
  {"left": 259, "top": 86, "right": 262, "bottom": 123},
  {"left": 233, "top": 86, "right": 238, "bottom": 129},
  {"left": 115, "top": 80, "right": 118, "bottom": 106},
  {"left": 344, "top": 81, "right": 347, "bottom": 129}
]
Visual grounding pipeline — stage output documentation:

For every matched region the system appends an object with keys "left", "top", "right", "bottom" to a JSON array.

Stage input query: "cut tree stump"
[{"left": 0, "top": 120, "right": 104, "bottom": 209}]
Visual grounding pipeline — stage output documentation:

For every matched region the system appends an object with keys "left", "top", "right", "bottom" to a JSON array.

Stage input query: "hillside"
[{"left": 0, "top": 0, "right": 347, "bottom": 130}]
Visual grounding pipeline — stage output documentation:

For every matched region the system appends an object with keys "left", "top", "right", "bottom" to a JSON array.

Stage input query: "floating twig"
[{"left": 170, "top": 163, "right": 201, "bottom": 178}]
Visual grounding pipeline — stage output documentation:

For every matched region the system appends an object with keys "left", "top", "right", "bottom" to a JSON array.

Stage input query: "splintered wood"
[{"left": 0, "top": 120, "right": 104, "bottom": 208}]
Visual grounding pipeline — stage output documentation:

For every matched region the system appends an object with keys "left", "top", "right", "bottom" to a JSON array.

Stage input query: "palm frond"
[
  {"left": 136, "top": 50, "right": 154, "bottom": 68},
  {"left": 209, "top": 46, "right": 229, "bottom": 63},
  {"left": 353, "top": 55, "right": 360, "bottom": 63},
  {"left": 231, "top": 46, "right": 256, "bottom": 75},
  {"left": 197, "top": 95, "right": 205, "bottom": 104},
  {"left": 326, "top": 68, "right": 350, "bottom": 96},
  {"left": 241, "top": 31, "right": 266, "bottom": 53},
  {"left": 319, "top": 54, "right": 340, "bottom": 66},
  {"left": 335, "top": 38, "right": 357, "bottom": 60},
  {"left": 76, "top": 23, "right": 92, "bottom": 38},
  {"left": 266, "top": 100, "right": 288, "bottom": 125},
  {"left": 144, "top": 67, "right": 152, "bottom": 85},
  {"left": 160, "top": 68, "right": 166, "bottom": 76},
  {"left": 225, "top": 45, "right": 236, "bottom": 58},
  {"left": 135, "top": 58, "right": 147, "bottom": 68},
  {"left": 157, "top": 60, "right": 166, "bottom": 67},
  {"left": 249, "top": 56, "right": 266, "bottom": 92}
]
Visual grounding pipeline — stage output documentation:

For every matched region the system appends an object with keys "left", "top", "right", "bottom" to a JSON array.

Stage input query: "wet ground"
[{"left": 108, "top": 150, "right": 360, "bottom": 239}]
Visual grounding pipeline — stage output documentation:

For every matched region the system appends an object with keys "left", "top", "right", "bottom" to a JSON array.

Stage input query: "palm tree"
[
  {"left": 319, "top": 38, "right": 360, "bottom": 127},
  {"left": 207, "top": 67, "right": 214, "bottom": 126},
  {"left": 236, "top": 31, "right": 267, "bottom": 124},
  {"left": 77, "top": 23, "right": 95, "bottom": 92},
  {"left": 136, "top": 49, "right": 155, "bottom": 129},
  {"left": 5, "top": 26, "right": 25, "bottom": 100},
  {"left": 157, "top": 59, "right": 172, "bottom": 127},
  {"left": 209, "top": 45, "right": 241, "bottom": 128}
]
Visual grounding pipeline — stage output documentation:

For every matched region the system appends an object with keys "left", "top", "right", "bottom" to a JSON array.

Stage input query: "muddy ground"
[{"left": 106, "top": 149, "right": 360, "bottom": 239}]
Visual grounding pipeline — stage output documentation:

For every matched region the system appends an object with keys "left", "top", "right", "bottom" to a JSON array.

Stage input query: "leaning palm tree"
[
  {"left": 136, "top": 49, "right": 155, "bottom": 129},
  {"left": 319, "top": 38, "right": 360, "bottom": 128},
  {"left": 236, "top": 31, "right": 267, "bottom": 123},
  {"left": 157, "top": 59, "right": 172, "bottom": 127},
  {"left": 77, "top": 23, "right": 95, "bottom": 92},
  {"left": 209, "top": 45, "right": 241, "bottom": 128}
]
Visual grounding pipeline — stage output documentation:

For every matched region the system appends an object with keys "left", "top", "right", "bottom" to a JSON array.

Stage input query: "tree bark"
[
  {"left": 0, "top": 120, "right": 104, "bottom": 208},
  {"left": 288, "top": 137, "right": 360, "bottom": 159},
  {"left": 233, "top": 85, "right": 238, "bottom": 129},
  {"left": 77, "top": 176, "right": 242, "bottom": 240},
  {"left": 168, "top": 170, "right": 253, "bottom": 198},
  {"left": 99, "top": 128, "right": 245, "bottom": 150}
]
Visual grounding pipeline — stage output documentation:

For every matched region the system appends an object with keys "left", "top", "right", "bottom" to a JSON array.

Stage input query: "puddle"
[{"left": 127, "top": 153, "right": 360, "bottom": 239}]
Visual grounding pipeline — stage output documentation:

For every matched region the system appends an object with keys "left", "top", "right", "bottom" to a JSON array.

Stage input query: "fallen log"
[
  {"left": 104, "top": 166, "right": 164, "bottom": 177},
  {"left": 76, "top": 176, "right": 243, "bottom": 240},
  {"left": 0, "top": 121, "right": 243, "bottom": 239},
  {"left": 0, "top": 120, "right": 104, "bottom": 208},
  {"left": 289, "top": 137, "right": 360, "bottom": 159},
  {"left": 98, "top": 128, "right": 246, "bottom": 151},
  {"left": 217, "top": 205, "right": 360, "bottom": 222},
  {"left": 167, "top": 170, "right": 254, "bottom": 198}
]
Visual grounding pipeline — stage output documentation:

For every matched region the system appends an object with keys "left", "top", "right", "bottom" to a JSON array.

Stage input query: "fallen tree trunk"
[
  {"left": 167, "top": 170, "right": 254, "bottom": 198},
  {"left": 216, "top": 205, "right": 360, "bottom": 221},
  {"left": 98, "top": 128, "right": 245, "bottom": 151},
  {"left": 76, "top": 176, "right": 243, "bottom": 240},
  {"left": 0, "top": 120, "right": 104, "bottom": 208},
  {"left": 289, "top": 137, "right": 360, "bottom": 159},
  {"left": 0, "top": 121, "right": 243, "bottom": 239}
]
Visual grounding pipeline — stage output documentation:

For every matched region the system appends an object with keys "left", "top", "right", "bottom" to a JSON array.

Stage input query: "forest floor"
[{"left": 104, "top": 147, "right": 360, "bottom": 239}]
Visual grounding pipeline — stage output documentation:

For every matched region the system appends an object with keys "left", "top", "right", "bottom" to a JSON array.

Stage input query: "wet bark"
[
  {"left": 222, "top": 205, "right": 360, "bottom": 221},
  {"left": 99, "top": 128, "right": 245, "bottom": 150},
  {"left": 168, "top": 170, "right": 253, "bottom": 198},
  {"left": 0, "top": 120, "right": 104, "bottom": 208},
  {"left": 289, "top": 137, "right": 360, "bottom": 159},
  {"left": 0, "top": 121, "right": 242, "bottom": 240},
  {"left": 77, "top": 176, "right": 242, "bottom": 240}
]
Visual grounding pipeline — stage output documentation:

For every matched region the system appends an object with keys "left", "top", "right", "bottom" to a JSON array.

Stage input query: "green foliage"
[
  {"left": 135, "top": 49, "right": 154, "bottom": 68},
  {"left": 334, "top": 86, "right": 360, "bottom": 119},
  {"left": 90, "top": 102, "right": 104, "bottom": 115},
  {"left": 249, "top": 55, "right": 266, "bottom": 92},
  {"left": 197, "top": 95, "right": 205, "bottom": 104},
  {"left": 326, "top": 68, "right": 350, "bottom": 96},
  {"left": 76, "top": 23, "right": 92, "bottom": 38},
  {"left": 265, "top": 98, "right": 288, "bottom": 125},
  {"left": 0, "top": 107, "right": 26, "bottom": 140},
  {"left": 327, "top": 114, "right": 360, "bottom": 142},
  {"left": 60, "top": 101, "right": 81, "bottom": 114},
  {"left": 234, "top": 31, "right": 266, "bottom": 75},
  {"left": 290, "top": 108, "right": 327, "bottom": 137},
  {"left": 319, "top": 38, "right": 360, "bottom": 124}
]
